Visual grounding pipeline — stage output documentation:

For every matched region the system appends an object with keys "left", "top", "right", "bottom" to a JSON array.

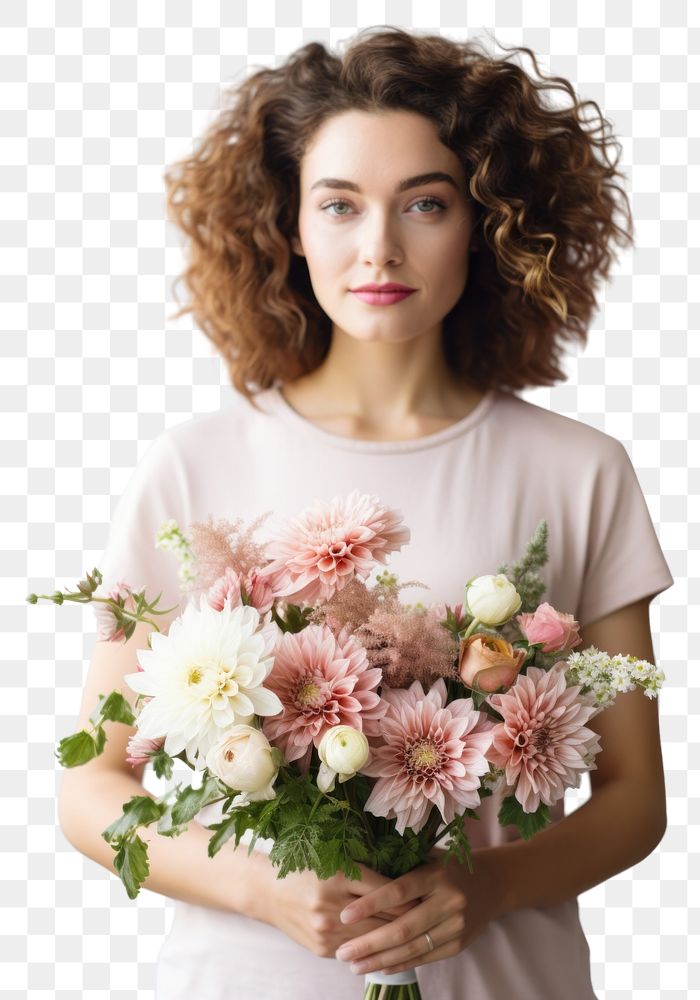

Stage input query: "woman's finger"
[
  {"left": 335, "top": 893, "right": 444, "bottom": 966},
  {"left": 345, "top": 911, "right": 464, "bottom": 977},
  {"left": 340, "top": 864, "right": 430, "bottom": 925}
]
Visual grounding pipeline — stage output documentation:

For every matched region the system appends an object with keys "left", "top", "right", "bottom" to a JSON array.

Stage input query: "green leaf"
[
  {"left": 439, "top": 820, "right": 474, "bottom": 872},
  {"left": 101, "top": 795, "right": 164, "bottom": 843},
  {"left": 170, "top": 775, "right": 224, "bottom": 826},
  {"left": 206, "top": 813, "right": 241, "bottom": 858},
  {"left": 95, "top": 690, "right": 135, "bottom": 726},
  {"left": 113, "top": 835, "right": 150, "bottom": 899},
  {"left": 56, "top": 729, "right": 103, "bottom": 767},
  {"left": 156, "top": 803, "right": 189, "bottom": 838},
  {"left": 150, "top": 748, "right": 174, "bottom": 780},
  {"left": 390, "top": 831, "right": 425, "bottom": 877},
  {"left": 498, "top": 794, "right": 550, "bottom": 840},
  {"left": 269, "top": 823, "right": 323, "bottom": 879}
]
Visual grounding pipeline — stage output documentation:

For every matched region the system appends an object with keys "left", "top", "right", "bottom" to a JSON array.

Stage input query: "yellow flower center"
[
  {"left": 405, "top": 738, "right": 442, "bottom": 777},
  {"left": 187, "top": 667, "right": 203, "bottom": 685},
  {"left": 298, "top": 680, "right": 320, "bottom": 705}
]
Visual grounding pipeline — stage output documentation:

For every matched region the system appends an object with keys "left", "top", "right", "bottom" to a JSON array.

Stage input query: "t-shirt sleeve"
[
  {"left": 98, "top": 429, "right": 190, "bottom": 635},
  {"left": 577, "top": 437, "right": 674, "bottom": 628}
]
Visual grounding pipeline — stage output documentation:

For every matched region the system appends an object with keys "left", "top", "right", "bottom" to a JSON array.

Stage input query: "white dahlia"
[{"left": 125, "top": 594, "right": 283, "bottom": 768}]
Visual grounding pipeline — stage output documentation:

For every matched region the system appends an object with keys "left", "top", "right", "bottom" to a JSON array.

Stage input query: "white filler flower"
[{"left": 125, "top": 594, "right": 283, "bottom": 768}]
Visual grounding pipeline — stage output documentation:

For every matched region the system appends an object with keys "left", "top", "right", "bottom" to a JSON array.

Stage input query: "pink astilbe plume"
[
  {"left": 185, "top": 512, "right": 273, "bottom": 599},
  {"left": 261, "top": 622, "right": 387, "bottom": 774},
  {"left": 256, "top": 489, "right": 410, "bottom": 605},
  {"left": 355, "top": 601, "right": 460, "bottom": 689},
  {"left": 360, "top": 678, "right": 495, "bottom": 835},
  {"left": 307, "top": 577, "right": 385, "bottom": 636},
  {"left": 485, "top": 663, "right": 603, "bottom": 813}
]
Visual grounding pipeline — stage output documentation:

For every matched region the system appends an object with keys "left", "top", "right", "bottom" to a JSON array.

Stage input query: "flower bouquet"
[{"left": 28, "top": 490, "right": 665, "bottom": 1000}]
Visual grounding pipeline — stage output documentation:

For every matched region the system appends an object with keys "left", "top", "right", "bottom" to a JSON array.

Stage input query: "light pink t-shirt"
[{"left": 100, "top": 384, "right": 674, "bottom": 1000}]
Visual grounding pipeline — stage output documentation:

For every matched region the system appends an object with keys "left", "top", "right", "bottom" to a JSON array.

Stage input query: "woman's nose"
[{"left": 360, "top": 212, "right": 403, "bottom": 266}]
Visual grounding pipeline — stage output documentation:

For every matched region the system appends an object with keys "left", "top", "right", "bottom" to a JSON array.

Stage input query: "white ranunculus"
[
  {"left": 317, "top": 726, "right": 369, "bottom": 794},
  {"left": 206, "top": 725, "right": 279, "bottom": 801},
  {"left": 465, "top": 574, "right": 522, "bottom": 627}
]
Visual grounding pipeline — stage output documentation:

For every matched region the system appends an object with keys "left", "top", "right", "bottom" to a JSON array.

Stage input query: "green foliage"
[
  {"left": 437, "top": 821, "right": 474, "bottom": 874},
  {"left": 27, "top": 567, "right": 180, "bottom": 640},
  {"left": 93, "top": 690, "right": 136, "bottom": 726},
  {"left": 102, "top": 795, "right": 164, "bottom": 842},
  {"left": 56, "top": 727, "right": 106, "bottom": 767},
  {"left": 270, "top": 602, "right": 314, "bottom": 634},
  {"left": 498, "top": 794, "right": 551, "bottom": 840},
  {"left": 495, "top": 519, "right": 549, "bottom": 613},
  {"left": 150, "top": 748, "right": 174, "bottom": 780},
  {"left": 56, "top": 691, "right": 135, "bottom": 768},
  {"left": 101, "top": 777, "right": 228, "bottom": 898},
  {"left": 171, "top": 775, "right": 225, "bottom": 826},
  {"left": 113, "top": 835, "right": 150, "bottom": 900}
]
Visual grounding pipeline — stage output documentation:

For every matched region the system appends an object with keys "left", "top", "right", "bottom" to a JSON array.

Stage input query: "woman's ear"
[{"left": 290, "top": 234, "right": 304, "bottom": 256}]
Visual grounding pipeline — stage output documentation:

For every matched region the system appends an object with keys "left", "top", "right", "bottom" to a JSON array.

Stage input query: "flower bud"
[
  {"left": 316, "top": 725, "right": 369, "bottom": 793},
  {"left": 205, "top": 725, "right": 278, "bottom": 801},
  {"left": 465, "top": 574, "right": 521, "bottom": 627}
]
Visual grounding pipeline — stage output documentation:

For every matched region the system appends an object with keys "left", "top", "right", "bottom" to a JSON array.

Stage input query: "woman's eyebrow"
[{"left": 309, "top": 171, "right": 460, "bottom": 193}]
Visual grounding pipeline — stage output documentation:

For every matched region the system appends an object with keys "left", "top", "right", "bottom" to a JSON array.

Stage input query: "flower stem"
[{"left": 460, "top": 616, "right": 482, "bottom": 640}]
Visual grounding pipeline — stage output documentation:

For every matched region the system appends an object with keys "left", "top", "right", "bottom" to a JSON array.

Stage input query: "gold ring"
[{"left": 424, "top": 931, "right": 435, "bottom": 952}]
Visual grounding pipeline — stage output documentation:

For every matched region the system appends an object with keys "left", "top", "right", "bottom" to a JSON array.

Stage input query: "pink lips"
[{"left": 351, "top": 289, "right": 416, "bottom": 305}]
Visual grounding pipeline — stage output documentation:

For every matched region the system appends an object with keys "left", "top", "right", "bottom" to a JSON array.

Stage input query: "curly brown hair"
[{"left": 164, "top": 25, "right": 633, "bottom": 411}]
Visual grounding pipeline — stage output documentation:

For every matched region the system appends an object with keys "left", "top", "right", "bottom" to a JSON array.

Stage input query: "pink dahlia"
[
  {"left": 485, "top": 664, "right": 602, "bottom": 813},
  {"left": 360, "top": 678, "right": 495, "bottom": 836},
  {"left": 261, "top": 622, "right": 387, "bottom": 774},
  {"left": 256, "top": 489, "right": 410, "bottom": 605},
  {"left": 207, "top": 566, "right": 243, "bottom": 611},
  {"left": 207, "top": 565, "right": 276, "bottom": 616}
]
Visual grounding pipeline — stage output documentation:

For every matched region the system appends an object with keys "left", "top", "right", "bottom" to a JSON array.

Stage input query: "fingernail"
[
  {"left": 340, "top": 908, "right": 356, "bottom": 924},
  {"left": 336, "top": 945, "right": 353, "bottom": 961}
]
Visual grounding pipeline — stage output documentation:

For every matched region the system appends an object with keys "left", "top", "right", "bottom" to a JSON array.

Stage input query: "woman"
[{"left": 58, "top": 26, "right": 673, "bottom": 999}]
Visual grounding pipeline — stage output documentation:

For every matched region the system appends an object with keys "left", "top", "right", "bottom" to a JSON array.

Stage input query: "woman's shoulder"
[
  {"left": 494, "top": 389, "right": 625, "bottom": 464},
  {"left": 158, "top": 386, "right": 274, "bottom": 455}
]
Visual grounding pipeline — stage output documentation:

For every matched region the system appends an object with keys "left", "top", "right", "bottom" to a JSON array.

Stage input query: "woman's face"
[{"left": 292, "top": 108, "right": 477, "bottom": 347}]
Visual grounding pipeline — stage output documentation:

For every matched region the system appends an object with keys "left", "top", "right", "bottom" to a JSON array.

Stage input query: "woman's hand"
[
  {"left": 251, "top": 853, "right": 420, "bottom": 959},
  {"left": 333, "top": 846, "right": 513, "bottom": 977}
]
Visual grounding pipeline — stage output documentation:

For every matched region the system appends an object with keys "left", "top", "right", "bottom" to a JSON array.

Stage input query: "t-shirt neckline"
[{"left": 263, "top": 384, "right": 498, "bottom": 453}]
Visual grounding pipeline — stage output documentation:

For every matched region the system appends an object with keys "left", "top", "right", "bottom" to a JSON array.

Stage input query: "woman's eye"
[{"left": 320, "top": 196, "right": 446, "bottom": 217}]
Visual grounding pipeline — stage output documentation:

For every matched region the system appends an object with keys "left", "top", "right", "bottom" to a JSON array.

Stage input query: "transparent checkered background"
[{"left": 2, "top": 1, "right": 695, "bottom": 997}]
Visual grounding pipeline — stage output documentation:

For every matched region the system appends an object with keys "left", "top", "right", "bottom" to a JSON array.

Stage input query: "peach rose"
[
  {"left": 458, "top": 633, "right": 527, "bottom": 693},
  {"left": 516, "top": 602, "right": 582, "bottom": 653}
]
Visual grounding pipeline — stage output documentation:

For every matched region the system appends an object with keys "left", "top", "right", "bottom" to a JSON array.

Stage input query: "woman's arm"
[
  {"left": 57, "top": 616, "right": 414, "bottom": 951},
  {"left": 330, "top": 596, "right": 668, "bottom": 977},
  {"left": 496, "top": 595, "right": 668, "bottom": 914},
  {"left": 57, "top": 618, "right": 269, "bottom": 916}
]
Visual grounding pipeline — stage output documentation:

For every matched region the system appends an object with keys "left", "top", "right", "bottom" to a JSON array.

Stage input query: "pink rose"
[{"left": 516, "top": 602, "right": 582, "bottom": 654}]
